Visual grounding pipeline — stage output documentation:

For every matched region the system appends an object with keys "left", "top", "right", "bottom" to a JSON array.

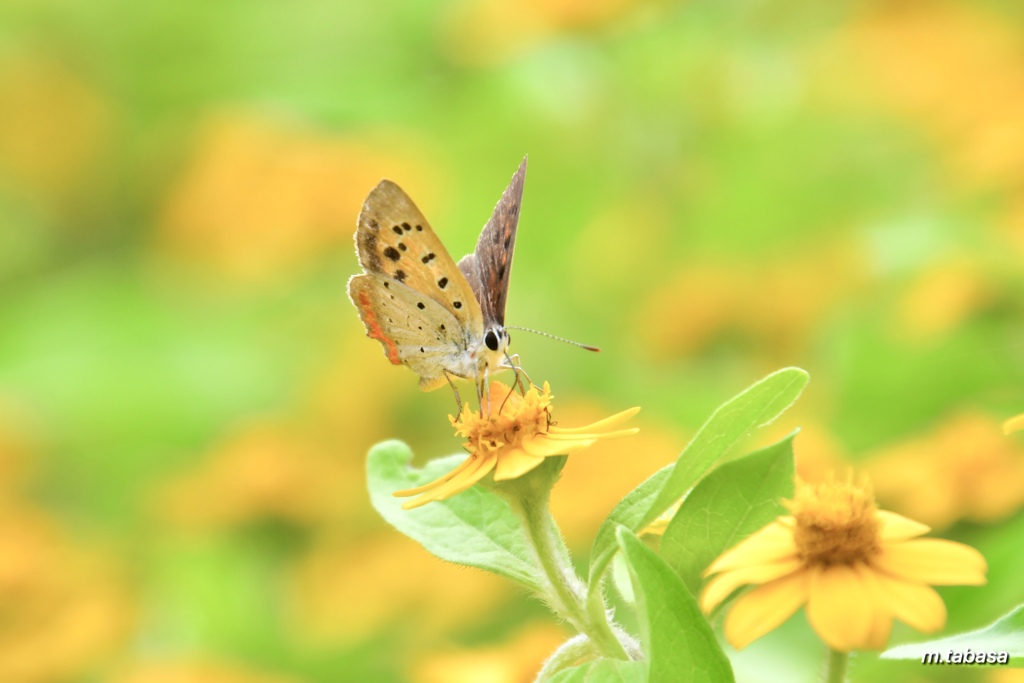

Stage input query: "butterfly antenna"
[{"left": 505, "top": 326, "right": 601, "bottom": 352}]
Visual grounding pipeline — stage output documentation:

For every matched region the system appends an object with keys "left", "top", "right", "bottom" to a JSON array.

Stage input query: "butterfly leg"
[
  {"left": 480, "top": 364, "right": 495, "bottom": 417},
  {"left": 444, "top": 370, "right": 464, "bottom": 417},
  {"left": 499, "top": 352, "right": 526, "bottom": 413},
  {"left": 503, "top": 352, "right": 535, "bottom": 394}
]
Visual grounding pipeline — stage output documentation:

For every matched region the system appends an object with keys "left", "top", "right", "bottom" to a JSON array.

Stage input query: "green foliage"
[
  {"left": 660, "top": 433, "right": 796, "bottom": 595},
  {"left": 546, "top": 658, "right": 647, "bottom": 683},
  {"left": 882, "top": 605, "right": 1024, "bottom": 667},
  {"left": 367, "top": 440, "right": 547, "bottom": 592},
  {"left": 369, "top": 372, "right": 811, "bottom": 682},
  {"left": 617, "top": 528, "right": 735, "bottom": 683},
  {"left": 588, "top": 367, "right": 809, "bottom": 588}
]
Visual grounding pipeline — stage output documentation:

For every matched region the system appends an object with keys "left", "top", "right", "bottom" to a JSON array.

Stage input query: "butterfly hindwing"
[
  {"left": 348, "top": 273, "right": 470, "bottom": 388},
  {"left": 356, "top": 180, "right": 484, "bottom": 339},
  {"left": 458, "top": 156, "right": 526, "bottom": 328}
]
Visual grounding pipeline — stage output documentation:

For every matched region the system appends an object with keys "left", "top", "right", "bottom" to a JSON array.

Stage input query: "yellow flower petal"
[
  {"left": 700, "top": 557, "right": 804, "bottom": 613},
  {"left": 705, "top": 520, "right": 798, "bottom": 575},
  {"left": 806, "top": 564, "right": 875, "bottom": 652},
  {"left": 493, "top": 448, "right": 545, "bottom": 481},
  {"left": 872, "top": 570, "right": 946, "bottom": 633},
  {"left": 544, "top": 428, "right": 639, "bottom": 440},
  {"left": 876, "top": 510, "right": 930, "bottom": 541},
  {"left": 549, "top": 407, "right": 641, "bottom": 434},
  {"left": 401, "top": 453, "right": 497, "bottom": 509},
  {"left": 722, "top": 569, "right": 809, "bottom": 650},
  {"left": 873, "top": 539, "right": 987, "bottom": 585},
  {"left": 393, "top": 454, "right": 481, "bottom": 497},
  {"left": 520, "top": 435, "right": 591, "bottom": 458},
  {"left": 850, "top": 563, "right": 894, "bottom": 650}
]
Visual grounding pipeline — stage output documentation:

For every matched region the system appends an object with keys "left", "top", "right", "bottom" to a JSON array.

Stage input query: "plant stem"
[
  {"left": 516, "top": 492, "right": 631, "bottom": 660},
  {"left": 826, "top": 649, "right": 848, "bottom": 683}
]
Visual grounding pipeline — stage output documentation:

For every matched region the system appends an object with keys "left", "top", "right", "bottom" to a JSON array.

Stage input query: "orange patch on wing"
[{"left": 357, "top": 291, "right": 401, "bottom": 365}]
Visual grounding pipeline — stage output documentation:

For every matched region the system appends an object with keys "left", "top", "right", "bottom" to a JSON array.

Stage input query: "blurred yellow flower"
[
  {"left": 837, "top": 5, "right": 1024, "bottom": 253},
  {"left": 867, "top": 412, "right": 1024, "bottom": 528},
  {"left": 551, "top": 418, "right": 681, "bottom": 545},
  {"left": 158, "top": 112, "right": 433, "bottom": 281},
  {"left": 0, "top": 504, "right": 134, "bottom": 682},
  {"left": 894, "top": 259, "right": 994, "bottom": 341},
  {"left": 701, "top": 476, "right": 986, "bottom": 652},
  {"left": 441, "top": 0, "right": 648, "bottom": 66},
  {"left": 112, "top": 661, "right": 307, "bottom": 683},
  {"left": 990, "top": 669, "right": 1024, "bottom": 683},
  {"left": 842, "top": 4, "right": 1024, "bottom": 193},
  {"left": 410, "top": 622, "right": 568, "bottom": 683},
  {"left": 1003, "top": 413, "right": 1024, "bottom": 435},
  {"left": 288, "top": 533, "right": 510, "bottom": 645},
  {"left": 637, "top": 243, "right": 866, "bottom": 361},
  {"left": 393, "top": 382, "right": 639, "bottom": 509},
  {"left": 0, "top": 55, "right": 110, "bottom": 200},
  {"left": 157, "top": 420, "right": 362, "bottom": 530}
]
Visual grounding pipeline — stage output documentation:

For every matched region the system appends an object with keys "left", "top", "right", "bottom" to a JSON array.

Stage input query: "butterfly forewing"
[
  {"left": 349, "top": 273, "right": 469, "bottom": 386},
  {"left": 356, "top": 180, "right": 483, "bottom": 338},
  {"left": 457, "top": 156, "right": 526, "bottom": 328}
]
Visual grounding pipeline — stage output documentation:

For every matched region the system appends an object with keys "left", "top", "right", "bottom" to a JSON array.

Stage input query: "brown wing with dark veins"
[{"left": 458, "top": 157, "right": 526, "bottom": 328}]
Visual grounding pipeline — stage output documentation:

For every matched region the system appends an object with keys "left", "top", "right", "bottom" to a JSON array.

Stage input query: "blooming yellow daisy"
[
  {"left": 393, "top": 381, "right": 639, "bottom": 509},
  {"left": 700, "top": 475, "right": 987, "bottom": 652}
]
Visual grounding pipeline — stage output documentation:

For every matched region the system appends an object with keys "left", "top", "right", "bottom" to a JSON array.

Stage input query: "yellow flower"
[
  {"left": 393, "top": 382, "right": 639, "bottom": 509},
  {"left": 701, "top": 475, "right": 987, "bottom": 652},
  {"left": 1004, "top": 413, "right": 1024, "bottom": 434}
]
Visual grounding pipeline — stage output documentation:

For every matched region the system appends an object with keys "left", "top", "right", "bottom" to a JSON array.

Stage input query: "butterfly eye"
[{"left": 484, "top": 329, "right": 500, "bottom": 351}]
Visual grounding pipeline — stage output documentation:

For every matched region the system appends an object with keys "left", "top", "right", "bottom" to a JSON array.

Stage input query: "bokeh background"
[{"left": 2, "top": 0, "right": 1024, "bottom": 681}]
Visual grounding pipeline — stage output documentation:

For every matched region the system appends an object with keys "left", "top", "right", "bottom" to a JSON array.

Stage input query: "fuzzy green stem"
[
  {"left": 516, "top": 491, "right": 631, "bottom": 660},
  {"left": 826, "top": 649, "right": 848, "bottom": 683}
]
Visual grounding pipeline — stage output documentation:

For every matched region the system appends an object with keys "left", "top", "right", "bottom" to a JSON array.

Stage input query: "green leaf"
[
  {"left": 617, "top": 528, "right": 735, "bottom": 683},
  {"left": 588, "top": 367, "right": 808, "bottom": 587},
  {"left": 367, "top": 440, "right": 545, "bottom": 592},
  {"left": 546, "top": 658, "right": 647, "bottom": 683},
  {"left": 611, "top": 552, "right": 635, "bottom": 605},
  {"left": 881, "top": 604, "right": 1024, "bottom": 666},
  {"left": 660, "top": 433, "right": 796, "bottom": 595}
]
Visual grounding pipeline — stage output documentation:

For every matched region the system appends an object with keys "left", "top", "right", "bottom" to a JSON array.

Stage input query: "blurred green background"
[{"left": 3, "top": 0, "right": 1024, "bottom": 681}]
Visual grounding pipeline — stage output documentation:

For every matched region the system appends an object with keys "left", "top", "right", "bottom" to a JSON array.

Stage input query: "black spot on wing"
[
  {"left": 398, "top": 243, "right": 407, "bottom": 251},
  {"left": 383, "top": 247, "right": 401, "bottom": 261},
  {"left": 392, "top": 225, "right": 403, "bottom": 235},
  {"left": 395, "top": 270, "right": 407, "bottom": 282},
  {"left": 438, "top": 277, "right": 448, "bottom": 289},
  {"left": 453, "top": 301, "right": 462, "bottom": 309},
  {"left": 422, "top": 253, "right": 435, "bottom": 264},
  {"left": 402, "top": 222, "right": 412, "bottom": 232},
  {"left": 359, "top": 233, "right": 382, "bottom": 270},
  {"left": 417, "top": 302, "right": 425, "bottom": 310}
]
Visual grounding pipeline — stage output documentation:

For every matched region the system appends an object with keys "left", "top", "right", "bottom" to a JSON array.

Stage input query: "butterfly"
[{"left": 348, "top": 157, "right": 527, "bottom": 411}]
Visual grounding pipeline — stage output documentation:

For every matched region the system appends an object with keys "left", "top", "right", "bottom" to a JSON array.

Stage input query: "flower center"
[
  {"left": 788, "top": 477, "right": 881, "bottom": 566},
  {"left": 451, "top": 383, "right": 553, "bottom": 456}
]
